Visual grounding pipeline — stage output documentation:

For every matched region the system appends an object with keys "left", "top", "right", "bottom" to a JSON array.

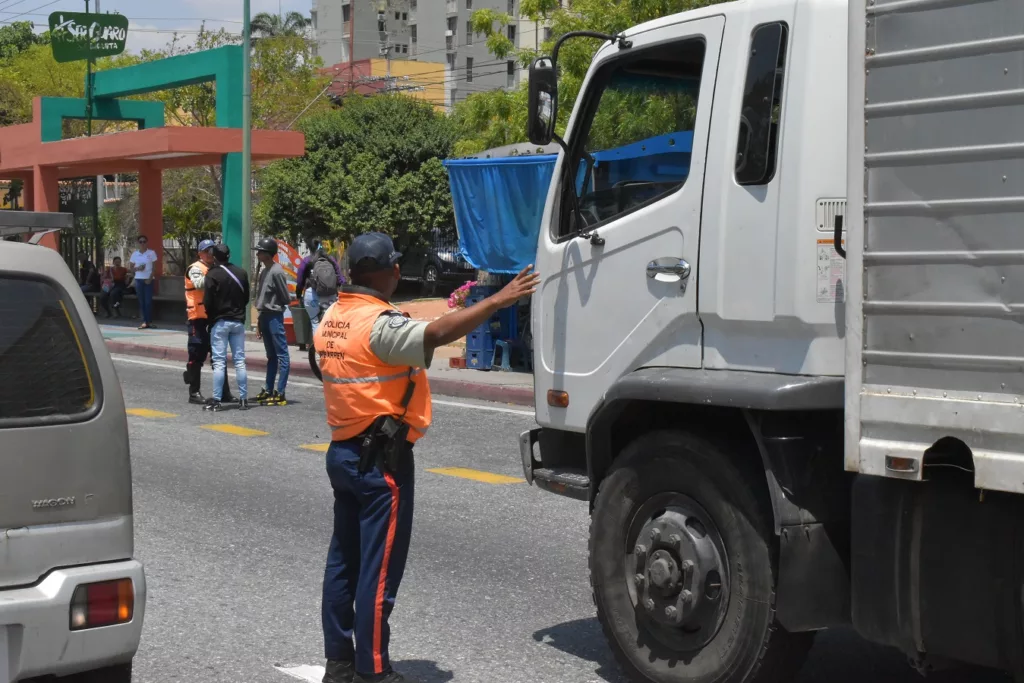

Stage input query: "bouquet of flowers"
[{"left": 448, "top": 280, "right": 478, "bottom": 309}]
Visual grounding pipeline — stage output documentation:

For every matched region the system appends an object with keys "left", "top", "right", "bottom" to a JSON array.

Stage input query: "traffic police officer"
[
  {"left": 184, "top": 239, "right": 235, "bottom": 404},
  {"left": 315, "top": 232, "right": 538, "bottom": 683}
]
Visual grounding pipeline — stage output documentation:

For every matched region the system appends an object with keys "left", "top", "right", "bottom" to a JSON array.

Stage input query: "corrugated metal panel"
[{"left": 847, "top": 0, "right": 1024, "bottom": 490}]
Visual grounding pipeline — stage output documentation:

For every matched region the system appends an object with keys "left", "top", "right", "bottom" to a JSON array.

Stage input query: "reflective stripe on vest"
[
  {"left": 314, "top": 292, "right": 432, "bottom": 444},
  {"left": 184, "top": 260, "right": 209, "bottom": 320}
]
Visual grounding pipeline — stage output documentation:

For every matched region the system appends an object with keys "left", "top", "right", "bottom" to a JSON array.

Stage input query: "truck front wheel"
[{"left": 590, "top": 430, "right": 813, "bottom": 683}]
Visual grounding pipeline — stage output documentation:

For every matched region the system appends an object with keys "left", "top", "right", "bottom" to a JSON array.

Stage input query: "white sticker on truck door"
[{"left": 816, "top": 238, "right": 846, "bottom": 303}]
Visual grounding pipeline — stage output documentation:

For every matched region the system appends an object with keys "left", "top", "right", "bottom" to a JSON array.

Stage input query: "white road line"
[
  {"left": 274, "top": 664, "right": 324, "bottom": 682},
  {"left": 111, "top": 355, "right": 536, "bottom": 416}
]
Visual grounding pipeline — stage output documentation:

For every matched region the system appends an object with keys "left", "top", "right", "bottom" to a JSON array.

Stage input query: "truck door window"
[
  {"left": 735, "top": 22, "right": 788, "bottom": 185},
  {"left": 0, "top": 276, "right": 99, "bottom": 426},
  {"left": 558, "top": 38, "right": 706, "bottom": 238}
]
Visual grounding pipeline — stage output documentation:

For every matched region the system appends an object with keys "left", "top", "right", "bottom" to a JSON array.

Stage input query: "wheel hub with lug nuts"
[{"left": 630, "top": 497, "right": 730, "bottom": 650}]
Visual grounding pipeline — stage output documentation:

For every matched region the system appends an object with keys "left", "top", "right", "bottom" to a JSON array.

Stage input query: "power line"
[{"left": 1, "top": 0, "right": 60, "bottom": 24}]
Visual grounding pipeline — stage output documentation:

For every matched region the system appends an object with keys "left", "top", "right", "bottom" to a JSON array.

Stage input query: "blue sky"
[{"left": 0, "top": 0, "right": 312, "bottom": 54}]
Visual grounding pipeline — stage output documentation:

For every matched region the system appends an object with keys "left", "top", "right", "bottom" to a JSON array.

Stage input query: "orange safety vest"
[
  {"left": 184, "top": 260, "right": 209, "bottom": 321},
  {"left": 315, "top": 291, "right": 432, "bottom": 444}
]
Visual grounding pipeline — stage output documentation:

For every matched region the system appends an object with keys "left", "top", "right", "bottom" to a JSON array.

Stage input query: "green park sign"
[{"left": 48, "top": 11, "right": 128, "bottom": 63}]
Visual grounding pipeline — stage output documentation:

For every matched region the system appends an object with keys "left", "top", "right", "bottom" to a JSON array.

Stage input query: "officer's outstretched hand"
[{"left": 491, "top": 265, "right": 541, "bottom": 308}]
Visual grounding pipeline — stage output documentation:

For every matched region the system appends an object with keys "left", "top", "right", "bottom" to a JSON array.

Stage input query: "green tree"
[
  {"left": 255, "top": 95, "right": 458, "bottom": 250},
  {"left": 456, "top": 0, "right": 726, "bottom": 154},
  {"left": 250, "top": 12, "right": 312, "bottom": 39},
  {"left": 0, "top": 21, "right": 46, "bottom": 59}
]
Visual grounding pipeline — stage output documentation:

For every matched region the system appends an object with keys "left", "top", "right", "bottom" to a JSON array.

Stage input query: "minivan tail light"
[{"left": 70, "top": 579, "right": 134, "bottom": 630}]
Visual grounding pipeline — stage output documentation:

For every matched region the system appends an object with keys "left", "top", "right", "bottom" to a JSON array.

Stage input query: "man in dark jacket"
[{"left": 203, "top": 243, "right": 251, "bottom": 412}]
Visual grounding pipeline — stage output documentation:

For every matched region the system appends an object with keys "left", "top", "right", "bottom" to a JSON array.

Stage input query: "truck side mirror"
[{"left": 528, "top": 57, "right": 557, "bottom": 146}]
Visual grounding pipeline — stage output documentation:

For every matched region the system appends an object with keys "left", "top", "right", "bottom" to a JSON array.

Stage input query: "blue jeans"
[
  {"left": 304, "top": 288, "right": 337, "bottom": 336},
  {"left": 136, "top": 279, "right": 154, "bottom": 324},
  {"left": 258, "top": 311, "right": 289, "bottom": 394},
  {"left": 210, "top": 319, "right": 247, "bottom": 401},
  {"left": 322, "top": 438, "right": 415, "bottom": 677}
]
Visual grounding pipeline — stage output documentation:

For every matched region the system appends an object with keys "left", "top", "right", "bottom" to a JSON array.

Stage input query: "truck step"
[{"left": 533, "top": 467, "right": 590, "bottom": 501}]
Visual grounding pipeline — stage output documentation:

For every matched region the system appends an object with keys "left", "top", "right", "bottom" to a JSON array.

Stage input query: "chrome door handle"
[
  {"left": 647, "top": 258, "right": 691, "bottom": 278},
  {"left": 647, "top": 257, "right": 692, "bottom": 292}
]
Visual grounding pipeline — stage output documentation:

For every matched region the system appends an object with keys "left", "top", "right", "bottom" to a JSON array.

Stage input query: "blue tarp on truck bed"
[
  {"left": 443, "top": 131, "right": 695, "bottom": 274},
  {"left": 444, "top": 155, "right": 557, "bottom": 275}
]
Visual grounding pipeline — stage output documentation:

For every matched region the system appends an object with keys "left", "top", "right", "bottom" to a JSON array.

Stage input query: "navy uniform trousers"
[{"left": 323, "top": 437, "right": 415, "bottom": 677}]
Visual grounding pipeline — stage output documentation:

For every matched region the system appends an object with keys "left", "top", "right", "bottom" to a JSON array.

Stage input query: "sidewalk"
[{"left": 100, "top": 321, "right": 536, "bottom": 407}]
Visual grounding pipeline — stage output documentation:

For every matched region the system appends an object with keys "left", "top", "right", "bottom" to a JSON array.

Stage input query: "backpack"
[{"left": 309, "top": 255, "right": 339, "bottom": 297}]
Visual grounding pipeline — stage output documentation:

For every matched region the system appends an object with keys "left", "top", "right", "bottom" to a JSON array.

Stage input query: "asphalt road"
[{"left": 114, "top": 355, "right": 1004, "bottom": 683}]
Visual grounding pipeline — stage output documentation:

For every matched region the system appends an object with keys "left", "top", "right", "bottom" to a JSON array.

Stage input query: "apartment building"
[{"left": 312, "top": 0, "right": 548, "bottom": 109}]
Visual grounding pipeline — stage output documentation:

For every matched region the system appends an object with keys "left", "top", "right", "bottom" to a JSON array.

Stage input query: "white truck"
[{"left": 519, "top": 0, "right": 1024, "bottom": 680}]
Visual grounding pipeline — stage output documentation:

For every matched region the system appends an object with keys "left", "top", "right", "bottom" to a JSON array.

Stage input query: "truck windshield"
[{"left": 560, "top": 39, "right": 706, "bottom": 236}]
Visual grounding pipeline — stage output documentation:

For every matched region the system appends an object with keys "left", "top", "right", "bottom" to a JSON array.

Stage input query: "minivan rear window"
[{"left": 0, "top": 277, "right": 97, "bottom": 423}]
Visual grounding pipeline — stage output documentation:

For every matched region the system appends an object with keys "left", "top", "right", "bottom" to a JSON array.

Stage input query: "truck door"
[{"left": 533, "top": 16, "right": 724, "bottom": 430}]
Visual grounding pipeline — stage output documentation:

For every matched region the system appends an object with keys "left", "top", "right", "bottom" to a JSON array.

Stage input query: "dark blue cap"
[{"left": 347, "top": 232, "right": 402, "bottom": 274}]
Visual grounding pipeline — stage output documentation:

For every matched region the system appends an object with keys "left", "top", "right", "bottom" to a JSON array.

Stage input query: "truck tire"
[{"left": 589, "top": 430, "right": 813, "bottom": 683}]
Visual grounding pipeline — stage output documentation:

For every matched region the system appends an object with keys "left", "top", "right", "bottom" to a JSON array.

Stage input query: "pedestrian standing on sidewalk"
[
  {"left": 183, "top": 239, "right": 236, "bottom": 405},
  {"left": 253, "top": 237, "right": 292, "bottom": 407},
  {"left": 297, "top": 239, "right": 343, "bottom": 337},
  {"left": 314, "top": 232, "right": 539, "bottom": 683},
  {"left": 203, "top": 243, "right": 250, "bottom": 412},
  {"left": 129, "top": 235, "right": 158, "bottom": 329}
]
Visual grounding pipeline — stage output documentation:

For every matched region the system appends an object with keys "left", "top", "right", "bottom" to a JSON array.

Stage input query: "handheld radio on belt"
[{"left": 358, "top": 368, "right": 416, "bottom": 475}]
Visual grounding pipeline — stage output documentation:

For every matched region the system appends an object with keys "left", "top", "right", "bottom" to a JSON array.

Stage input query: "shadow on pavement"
[
  {"left": 533, "top": 618, "right": 626, "bottom": 683},
  {"left": 393, "top": 659, "right": 455, "bottom": 682}
]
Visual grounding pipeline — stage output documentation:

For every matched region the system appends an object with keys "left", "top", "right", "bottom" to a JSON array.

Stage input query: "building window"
[
  {"left": 411, "top": 25, "right": 417, "bottom": 42},
  {"left": 735, "top": 22, "right": 788, "bottom": 185},
  {"left": 447, "top": 16, "right": 457, "bottom": 31},
  {"left": 466, "top": 57, "right": 473, "bottom": 82},
  {"left": 447, "top": 53, "right": 455, "bottom": 68},
  {"left": 543, "top": 26, "right": 552, "bottom": 42},
  {"left": 507, "top": 24, "right": 516, "bottom": 42},
  {"left": 466, "top": 21, "right": 473, "bottom": 45},
  {"left": 507, "top": 60, "right": 515, "bottom": 87},
  {"left": 343, "top": 5, "right": 350, "bottom": 22},
  {"left": 467, "top": 0, "right": 473, "bottom": 8},
  {"left": 411, "top": 0, "right": 417, "bottom": 8},
  {"left": 507, "top": 0, "right": 514, "bottom": 14}
]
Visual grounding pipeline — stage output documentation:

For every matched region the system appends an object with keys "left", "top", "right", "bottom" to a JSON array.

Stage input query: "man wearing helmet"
[
  {"left": 254, "top": 237, "right": 293, "bottom": 406},
  {"left": 184, "top": 239, "right": 236, "bottom": 405}
]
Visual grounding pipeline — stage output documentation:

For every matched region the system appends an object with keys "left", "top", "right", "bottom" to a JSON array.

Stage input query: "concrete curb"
[{"left": 104, "top": 339, "right": 536, "bottom": 408}]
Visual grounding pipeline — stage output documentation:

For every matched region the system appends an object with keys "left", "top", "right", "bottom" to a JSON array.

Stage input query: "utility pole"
[{"left": 242, "top": 0, "right": 253, "bottom": 325}]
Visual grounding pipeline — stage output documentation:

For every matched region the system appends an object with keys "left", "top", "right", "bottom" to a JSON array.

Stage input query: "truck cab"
[{"left": 520, "top": 0, "right": 1024, "bottom": 680}]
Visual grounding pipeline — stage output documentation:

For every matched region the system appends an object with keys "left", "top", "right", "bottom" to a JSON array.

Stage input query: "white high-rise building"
[{"left": 312, "top": 0, "right": 549, "bottom": 109}]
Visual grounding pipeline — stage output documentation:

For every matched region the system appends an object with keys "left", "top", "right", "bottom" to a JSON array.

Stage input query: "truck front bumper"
[{"left": 519, "top": 427, "right": 591, "bottom": 501}]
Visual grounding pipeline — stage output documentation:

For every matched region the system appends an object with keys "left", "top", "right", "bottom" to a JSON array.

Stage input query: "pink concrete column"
[
  {"left": 20, "top": 175, "right": 34, "bottom": 211},
  {"left": 30, "top": 165, "right": 57, "bottom": 212},
  {"left": 138, "top": 164, "right": 163, "bottom": 284}
]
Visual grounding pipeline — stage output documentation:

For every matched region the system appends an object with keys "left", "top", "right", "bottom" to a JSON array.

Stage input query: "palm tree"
[{"left": 249, "top": 11, "right": 312, "bottom": 39}]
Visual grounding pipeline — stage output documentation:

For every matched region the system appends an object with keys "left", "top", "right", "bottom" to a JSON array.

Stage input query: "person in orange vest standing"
[
  {"left": 183, "top": 239, "right": 235, "bottom": 405},
  {"left": 315, "top": 232, "right": 538, "bottom": 683}
]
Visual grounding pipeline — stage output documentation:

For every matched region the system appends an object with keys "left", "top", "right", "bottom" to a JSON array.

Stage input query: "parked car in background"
[{"left": 399, "top": 227, "right": 476, "bottom": 296}]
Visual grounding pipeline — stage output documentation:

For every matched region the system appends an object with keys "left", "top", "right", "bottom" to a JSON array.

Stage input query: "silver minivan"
[{"left": 0, "top": 240, "right": 145, "bottom": 682}]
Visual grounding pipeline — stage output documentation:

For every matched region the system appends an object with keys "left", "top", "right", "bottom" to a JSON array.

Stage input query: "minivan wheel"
[
  {"left": 65, "top": 662, "right": 132, "bottom": 682},
  {"left": 589, "top": 430, "right": 813, "bottom": 683}
]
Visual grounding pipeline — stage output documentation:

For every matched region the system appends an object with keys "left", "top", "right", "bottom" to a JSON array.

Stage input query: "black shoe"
[
  {"left": 204, "top": 399, "right": 224, "bottom": 412},
  {"left": 267, "top": 391, "right": 288, "bottom": 406},
  {"left": 222, "top": 394, "right": 240, "bottom": 404},
  {"left": 189, "top": 391, "right": 206, "bottom": 405},
  {"left": 237, "top": 399, "right": 251, "bottom": 411},
  {"left": 354, "top": 671, "right": 409, "bottom": 683},
  {"left": 255, "top": 388, "right": 272, "bottom": 404},
  {"left": 322, "top": 660, "right": 355, "bottom": 683}
]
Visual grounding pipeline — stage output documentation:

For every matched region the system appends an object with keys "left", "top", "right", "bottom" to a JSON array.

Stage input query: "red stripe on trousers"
[{"left": 373, "top": 472, "right": 401, "bottom": 674}]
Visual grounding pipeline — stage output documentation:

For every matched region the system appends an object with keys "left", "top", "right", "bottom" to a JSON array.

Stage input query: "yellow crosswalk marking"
[
  {"left": 126, "top": 408, "right": 178, "bottom": 419},
  {"left": 427, "top": 467, "right": 524, "bottom": 485},
  {"left": 300, "top": 443, "right": 330, "bottom": 452},
  {"left": 201, "top": 424, "right": 269, "bottom": 437}
]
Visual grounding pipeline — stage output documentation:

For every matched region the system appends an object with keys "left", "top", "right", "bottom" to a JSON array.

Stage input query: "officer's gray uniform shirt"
[{"left": 369, "top": 313, "right": 434, "bottom": 369}]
